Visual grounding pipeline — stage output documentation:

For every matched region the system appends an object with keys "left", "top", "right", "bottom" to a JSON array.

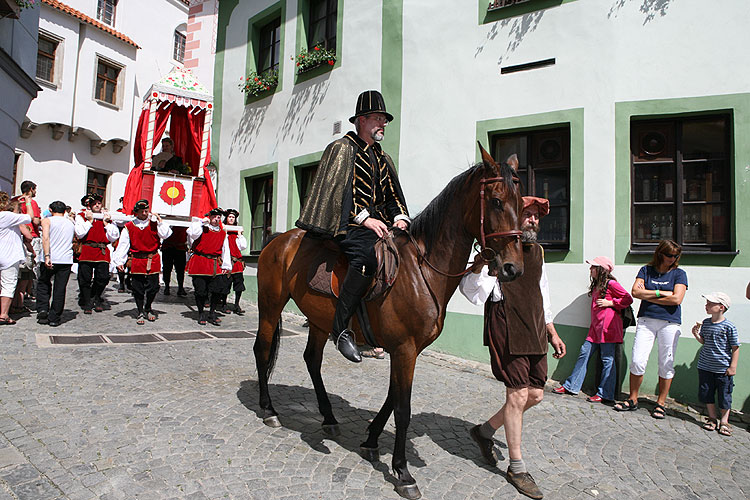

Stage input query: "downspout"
[{"left": 68, "top": 22, "right": 85, "bottom": 140}]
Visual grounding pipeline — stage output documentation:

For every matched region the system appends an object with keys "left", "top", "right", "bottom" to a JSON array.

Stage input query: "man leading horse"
[{"left": 296, "top": 90, "right": 410, "bottom": 363}]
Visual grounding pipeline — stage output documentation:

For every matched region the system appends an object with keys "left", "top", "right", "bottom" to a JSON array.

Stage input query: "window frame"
[
  {"left": 240, "top": 162, "right": 278, "bottom": 258},
  {"left": 307, "top": 0, "right": 337, "bottom": 51},
  {"left": 93, "top": 55, "right": 124, "bottom": 108},
  {"left": 35, "top": 30, "right": 63, "bottom": 89},
  {"left": 173, "top": 30, "right": 186, "bottom": 64},
  {"left": 86, "top": 169, "right": 109, "bottom": 206},
  {"left": 257, "top": 17, "right": 282, "bottom": 75},
  {"left": 491, "top": 126, "right": 572, "bottom": 251},
  {"left": 629, "top": 114, "right": 733, "bottom": 254},
  {"left": 245, "top": 2, "right": 285, "bottom": 104},
  {"left": 97, "top": 0, "right": 117, "bottom": 26},
  {"left": 248, "top": 175, "right": 274, "bottom": 255},
  {"left": 295, "top": 0, "right": 343, "bottom": 83}
]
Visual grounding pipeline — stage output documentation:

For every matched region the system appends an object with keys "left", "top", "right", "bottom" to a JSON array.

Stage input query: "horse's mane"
[{"left": 410, "top": 161, "right": 517, "bottom": 256}]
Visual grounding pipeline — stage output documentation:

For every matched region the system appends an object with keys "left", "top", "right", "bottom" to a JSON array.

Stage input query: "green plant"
[
  {"left": 292, "top": 42, "right": 336, "bottom": 73},
  {"left": 238, "top": 68, "right": 279, "bottom": 97},
  {"left": 15, "top": 0, "right": 36, "bottom": 9}
]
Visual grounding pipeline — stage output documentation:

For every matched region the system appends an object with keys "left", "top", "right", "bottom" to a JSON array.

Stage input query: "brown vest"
[{"left": 500, "top": 243, "right": 547, "bottom": 355}]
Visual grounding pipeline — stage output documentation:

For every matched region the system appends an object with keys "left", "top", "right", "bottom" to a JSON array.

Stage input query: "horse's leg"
[
  {"left": 359, "top": 382, "right": 394, "bottom": 462},
  {"left": 304, "top": 324, "right": 340, "bottom": 436},
  {"left": 390, "top": 350, "right": 421, "bottom": 500}
]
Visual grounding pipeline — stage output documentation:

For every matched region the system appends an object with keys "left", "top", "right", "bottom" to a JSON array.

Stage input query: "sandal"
[
  {"left": 718, "top": 423, "right": 732, "bottom": 437},
  {"left": 613, "top": 399, "right": 638, "bottom": 412},
  {"left": 136, "top": 314, "right": 145, "bottom": 325},
  {"left": 651, "top": 404, "right": 667, "bottom": 419},
  {"left": 145, "top": 312, "right": 156, "bottom": 322},
  {"left": 702, "top": 418, "right": 718, "bottom": 431},
  {"left": 360, "top": 348, "right": 386, "bottom": 359},
  {"left": 0, "top": 317, "right": 17, "bottom": 325}
]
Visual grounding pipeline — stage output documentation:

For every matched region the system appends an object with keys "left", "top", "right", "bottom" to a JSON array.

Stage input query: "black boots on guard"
[{"left": 330, "top": 266, "right": 372, "bottom": 363}]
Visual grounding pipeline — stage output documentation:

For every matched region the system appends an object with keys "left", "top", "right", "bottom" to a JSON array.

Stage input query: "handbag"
[{"left": 620, "top": 305, "right": 636, "bottom": 330}]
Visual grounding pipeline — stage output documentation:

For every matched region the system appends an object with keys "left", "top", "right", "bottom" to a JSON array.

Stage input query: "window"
[
  {"left": 630, "top": 115, "right": 731, "bottom": 252},
  {"left": 173, "top": 30, "right": 186, "bottom": 63},
  {"left": 95, "top": 59, "right": 120, "bottom": 105},
  {"left": 97, "top": 0, "right": 116, "bottom": 26},
  {"left": 250, "top": 175, "right": 274, "bottom": 253},
  {"left": 492, "top": 126, "right": 571, "bottom": 249},
  {"left": 258, "top": 17, "right": 281, "bottom": 74},
  {"left": 299, "top": 164, "right": 318, "bottom": 216},
  {"left": 489, "top": 0, "right": 532, "bottom": 10},
  {"left": 308, "top": 0, "right": 337, "bottom": 51},
  {"left": 36, "top": 35, "right": 58, "bottom": 83},
  {"left": 86, "top": 170, "right": 109, "bottom": 205}
]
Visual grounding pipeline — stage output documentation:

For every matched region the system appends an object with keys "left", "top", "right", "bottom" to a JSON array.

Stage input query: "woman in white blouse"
[{"left": 0, "top": 192, "right": 33, "bottom": 324}]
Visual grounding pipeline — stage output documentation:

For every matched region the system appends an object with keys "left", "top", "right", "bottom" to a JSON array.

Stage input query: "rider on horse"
[{"left": 296, "top": 90, "right": 410, "bottom": 363}]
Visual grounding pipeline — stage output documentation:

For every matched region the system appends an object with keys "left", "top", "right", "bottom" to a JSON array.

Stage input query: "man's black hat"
[
  {"left": 205, "top": 207, "right": 224, "bottom": 217},
  {"left": 81, "top": 194, "right": 93, "bottom": 207},
  {"left": 348, "top": 90, "right": 394, "bottom": 124},
  {"left": 133, "top": 199, "right": 150, "bottom": 212}
]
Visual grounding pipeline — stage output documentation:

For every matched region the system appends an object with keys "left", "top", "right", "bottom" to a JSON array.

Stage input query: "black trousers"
[
  {"left": 131, "top": 274, "right": 160, "bottom": 314},
  {"left": 162, "top": 248, "right": 186, "bottom": 288},
  {"left": 337, "top": 225, "right": 379, "bottom": 276},
  {"left": 77, "top": 261, "right": 109, "bottom": 308},
  {"left": 37, "top": 264, "right": 72, "bottom": 322}
]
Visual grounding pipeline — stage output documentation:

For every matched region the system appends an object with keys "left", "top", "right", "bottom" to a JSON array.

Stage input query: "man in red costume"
[
  {"left": 219, "top": 208, "right": 246, "bottom": 315},
  {"left": 112, "top": 199, "right": 172, "bottom": 324},
  {"left": 186, "top": 208, "right": 231, "bottom": 325},
  {"left": 74, "top": 193, "right": 120, "bottom": 314}
]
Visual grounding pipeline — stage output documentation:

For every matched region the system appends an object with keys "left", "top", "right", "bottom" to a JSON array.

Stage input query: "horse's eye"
[{"left": 492, "top": 198, "right": 503, "bottom": 210}]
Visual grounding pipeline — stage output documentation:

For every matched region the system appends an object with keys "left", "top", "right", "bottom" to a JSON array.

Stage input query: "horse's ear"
[
  {"left": 505, "top": 154, "right": 519, "bottom": 172},
  {"left": 477, "top": 142, "right": 497, "bottom": 169}
]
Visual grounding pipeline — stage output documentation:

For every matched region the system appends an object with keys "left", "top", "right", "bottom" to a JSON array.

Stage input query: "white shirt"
[
  {"left": 0, "top": 213, "right": 31, "bottom": 270},
  {"left": 459, "top": 259, "right": 553, "bottom": 324},
  {"left": 187, "top": 218, "right": 232, "bottom": 271},
  {"left": 111, "top": 216, "right": 172, "bottom": 267},
  {"left": 44, "top": 215, "right": 76, "bottom": 264},
  {"left": 74, "top": 214, "right": 120, "bottom": 242}
]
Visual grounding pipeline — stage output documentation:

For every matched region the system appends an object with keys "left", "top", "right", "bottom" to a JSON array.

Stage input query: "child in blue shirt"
[{"left": 691, "top": 292, "right": 740, "bottom": 437}]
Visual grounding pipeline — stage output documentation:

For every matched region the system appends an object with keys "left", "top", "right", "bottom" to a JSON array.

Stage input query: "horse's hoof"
[
  {"left": 263, "top": 416, "right": 281, "bottom": 428},
  {"left": 395, "top": 482, "right": 421, "bottom": 500},
  {"left": 322, "top": 423, "right": 340, "bottom": 436},
  {"left": 359, "top": 445, "right": 380, "bottom": 462}
]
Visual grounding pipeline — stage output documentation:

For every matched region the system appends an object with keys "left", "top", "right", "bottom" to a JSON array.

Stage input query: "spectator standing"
[
  {"left": 553, "top": 257, "right": 633, "bottom": 402},
  {"left": 18, "top": 180, "right": 41, "bottom": 283},
  {"left": 37, "top": 201, "right": 76, "bottom": 327},
  {"left": 0, "top": 192, "right": 32, "bottom": 324},
  {"left": 74, "top": 194, "right": 119, "bottom": 314},
  {"left": 614, "top": 240, "right": 687, "bottom": 418},
  {"left": 691, "top": 292, "right": 739, "bottom": 437}
]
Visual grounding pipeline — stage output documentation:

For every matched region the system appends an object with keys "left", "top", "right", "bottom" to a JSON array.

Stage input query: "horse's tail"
[{"left": 266, "top": 318, "right": 282, "bottom": 380}]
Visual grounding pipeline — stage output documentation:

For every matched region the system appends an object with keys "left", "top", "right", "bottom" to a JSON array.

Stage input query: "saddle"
[{"left": 307, "top": 232, "right": 400, "bottom": 301}]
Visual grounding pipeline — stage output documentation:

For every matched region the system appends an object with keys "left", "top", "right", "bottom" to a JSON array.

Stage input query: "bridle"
[{"left": 409, "top": 170, "right": 522, "bottom": 278}]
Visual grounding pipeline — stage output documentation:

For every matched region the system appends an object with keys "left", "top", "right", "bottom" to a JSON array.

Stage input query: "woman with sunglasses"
[{"left": 614, "top": 240, "right": 687, "bottom": 418}]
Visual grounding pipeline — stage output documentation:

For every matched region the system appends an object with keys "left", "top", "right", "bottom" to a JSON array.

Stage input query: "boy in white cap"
[{"left": 691, "top": 292, "right": 739, "bottom": 436}]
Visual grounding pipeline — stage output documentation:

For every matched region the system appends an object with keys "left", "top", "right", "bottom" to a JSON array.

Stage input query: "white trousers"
[
  {"left": 630, "top": 316, "right": 681, "bottom": 379},
  {"left": 0, "top": 262, "right": 20, "bottom": 298}
]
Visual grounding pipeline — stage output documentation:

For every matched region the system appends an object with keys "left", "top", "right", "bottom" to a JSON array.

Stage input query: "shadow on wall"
[
  {"left": 608, "top": 0, "right": 674, "bottom": 24},
  {"left": 229, "top": 105, "right": 268, "bottom": 160},
  {"left": 278, "top": 78, "right": 331, "bottom": 146},
  {"left": 475, "top": 10, "right": 546, "bottom": 64},
  {"left": 548, "top": 293, "right": 590, "bottom": 381},
  {"left": 669, "top": 347, "right": 701, "bottom": 405}
]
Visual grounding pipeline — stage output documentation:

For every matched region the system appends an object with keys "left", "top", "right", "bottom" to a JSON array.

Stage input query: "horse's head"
[{"left": 469, "top": 144, "right": 524, "bottom": 282}]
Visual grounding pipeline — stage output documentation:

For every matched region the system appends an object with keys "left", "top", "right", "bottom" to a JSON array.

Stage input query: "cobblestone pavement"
[{"left": 0, "top": 278, "right": 749, "bottom": 499}]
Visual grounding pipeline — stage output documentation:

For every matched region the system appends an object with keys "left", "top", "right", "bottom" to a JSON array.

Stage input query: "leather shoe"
[
  {"left": 163, "top": 287, "right": 170, "bottom": 296},
  {"left": 506, "top": 469, "right": 543, "bottom": 499},
  {"left": 177, "top": 288, "right": 187, "bottom": 296},
  {"left": 331, "top": 329, "right": 361, "bottom": 363},
  {"left": 469, "top": 425, "right": 497, "bottom": 466},
  {"left": 552, "top": 386, "right": 574, "bottom": 395}
]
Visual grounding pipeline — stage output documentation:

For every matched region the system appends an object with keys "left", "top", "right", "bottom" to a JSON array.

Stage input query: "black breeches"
[
  {"left": 338, "top": 225, "right": 379, "bottom": 276},
  {"left": 162, "top": 248, "right": 186, "bottom": 287},
  {"left": 77, "top": 261, "right": 110, "bottom": 307},
  {"left": 131, "top": 274, "right": 160, "bottom": 313}
]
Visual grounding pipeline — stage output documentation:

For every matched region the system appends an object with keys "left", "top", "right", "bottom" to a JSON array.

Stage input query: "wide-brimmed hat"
[
  {"left": 586, "top": 256, "right": 614, "bottom": 273},
  {"left": 348, "top": 90, "right": 394, "bottom": 124},
  {"left": 702, "top": 292, "right": 731, "bottom": 310},
  {"left": 522, "top": 196, "right": 550, "bottom": 218},
  {"left": 133, "top": 199, "right": 150, "bottom": 212}
]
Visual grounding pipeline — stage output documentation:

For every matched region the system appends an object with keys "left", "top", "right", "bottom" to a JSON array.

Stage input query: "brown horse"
[{"left": 253, "top": 147, "right": 523, "bottom": 499}]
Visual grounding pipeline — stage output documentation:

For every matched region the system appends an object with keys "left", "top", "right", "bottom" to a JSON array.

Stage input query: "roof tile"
[{"left": 42, "top": 0, "right": 140, "bottom": 49}]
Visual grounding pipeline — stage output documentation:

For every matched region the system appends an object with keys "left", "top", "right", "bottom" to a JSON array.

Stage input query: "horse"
[{"left": 252, "top": 146, "right": 524, "bottom": 499}]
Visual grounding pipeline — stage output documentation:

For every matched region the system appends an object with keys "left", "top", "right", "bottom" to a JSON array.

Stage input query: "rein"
[{"left": 409, "top": 173, "right": 522, "bottom": 278}]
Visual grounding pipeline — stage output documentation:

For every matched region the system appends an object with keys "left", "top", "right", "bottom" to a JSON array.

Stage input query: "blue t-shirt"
[
  {"left": 697, "top": 318, "right": 739, "bottom": 373},
  {"left": 635, "top": 265, "right": 688, "bottom": 324}
]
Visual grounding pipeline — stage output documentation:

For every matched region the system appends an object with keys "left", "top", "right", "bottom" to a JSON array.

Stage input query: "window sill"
[
  {"left": 295, "top": 60, "right": 335, "bottom": 84},
  {"left": 36, "top": 78, "right": 57, "bottom": 91},
  {"left": 628, "top": 249, "right": 739, "bottom": 256},
  {"left": 244, "top": 85, "right": 278, "bottom": 105},
  {"left": 481, "top": 0, "right": 568, "bottom": 24},
  {"left": 94, "top": 99, "right": 120, "bottom": 110}
]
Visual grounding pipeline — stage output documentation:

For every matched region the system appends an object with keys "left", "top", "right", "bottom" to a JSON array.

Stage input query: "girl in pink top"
[{"left": 553, "top": 256, "right": 633, "bottom": 402}]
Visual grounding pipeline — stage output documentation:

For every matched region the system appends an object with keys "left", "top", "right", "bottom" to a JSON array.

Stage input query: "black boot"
[{"left": 331, "top": 266, "right": 371, "bottom": 363}]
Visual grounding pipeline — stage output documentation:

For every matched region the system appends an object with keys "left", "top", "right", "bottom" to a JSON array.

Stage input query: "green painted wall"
[
  {"left": 212, "top": 0, "right": 240, "bottom": 170},
  {"left": 380, "top": 0, "right": 403, "bottom": 170}
]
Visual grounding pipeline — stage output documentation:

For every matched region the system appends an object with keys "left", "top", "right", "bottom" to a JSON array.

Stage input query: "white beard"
[{"left": 372, "top": 131, "right": 384, "bottom": 142}]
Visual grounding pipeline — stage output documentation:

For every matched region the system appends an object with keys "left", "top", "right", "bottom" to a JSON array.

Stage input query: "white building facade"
[
  {"left": 214, "top": 0, "right": 750, "bottom": 408},
  {"left": 14, "top": 0, "right": 193, "bottom": 209}
]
